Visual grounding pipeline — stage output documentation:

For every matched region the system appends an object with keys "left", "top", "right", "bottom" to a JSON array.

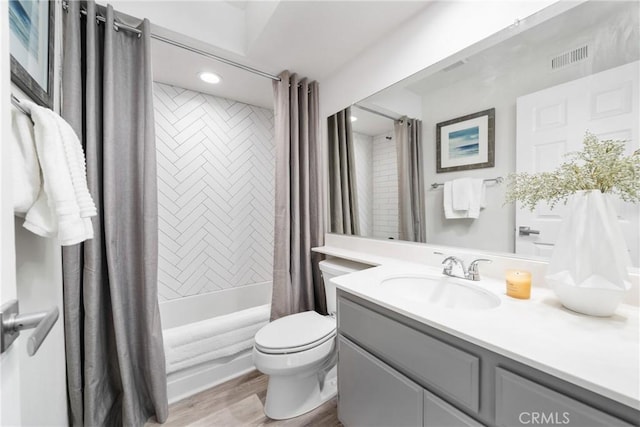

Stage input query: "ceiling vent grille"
[{"left": 551, "top": 45, "right": 589, "bottom": 70}]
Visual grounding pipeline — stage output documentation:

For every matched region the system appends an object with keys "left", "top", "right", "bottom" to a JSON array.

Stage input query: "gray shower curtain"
[
  {"left": 395, "top": 117, "right": 426, "bottom": 242},
  {"left": 61, "top": 2, "right": 168, "bottom": 425},
  {"left": 271, "top": 71, "right": 325, "bottom": 320},
  {"left": 327, "top": 107, "right": 360, "bottom": 235}
]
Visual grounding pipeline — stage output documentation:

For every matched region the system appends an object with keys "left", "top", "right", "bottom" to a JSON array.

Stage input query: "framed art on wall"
[
  {"left": 436, "top": 108, "right": 495, "bottom": 173},
  {"left": 9, "top": 0, "right": 55, "bottom": 108}
]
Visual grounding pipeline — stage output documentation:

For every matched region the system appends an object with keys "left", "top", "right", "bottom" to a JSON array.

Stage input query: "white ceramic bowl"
[{"left": 551, "top": 282, "right": 627, "bottom": 317}]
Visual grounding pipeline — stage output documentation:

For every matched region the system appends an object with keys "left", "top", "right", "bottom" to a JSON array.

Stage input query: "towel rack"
[
  {"left": 10, "top": 94, "right": 31, "bottom": 117},
  {"left": 431, "top": 176, "right": 503, "bottom": 189}
]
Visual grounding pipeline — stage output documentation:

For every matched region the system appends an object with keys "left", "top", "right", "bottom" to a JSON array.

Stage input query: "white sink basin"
[{"left": 379, "top": 274, "right": 500, "bottom": 310}]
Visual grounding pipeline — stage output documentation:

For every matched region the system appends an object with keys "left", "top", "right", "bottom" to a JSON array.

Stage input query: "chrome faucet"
[{"left": 441, "top": 256, "right": 491, "bottom": 281}]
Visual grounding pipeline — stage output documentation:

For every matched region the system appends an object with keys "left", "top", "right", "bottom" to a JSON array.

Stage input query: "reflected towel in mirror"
[{"left": 444, "top": 178, "right": 485, "bottom": 219}]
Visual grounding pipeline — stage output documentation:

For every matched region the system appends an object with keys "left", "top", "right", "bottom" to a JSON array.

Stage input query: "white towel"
[
  {"left": 18, "top": 99, "right": 96, "bottom": 245},
  {"left": 452, "top": 178, "right": 473, "bottom": 211},
  {"left": 164, "top": 304, "right": 270, "bottom": 374},
  {"left": 11, "top": 109, "right": 41, "bottom": 214},
  {"left": 444, "top": 178, "right": 485, "bottom": 219}
]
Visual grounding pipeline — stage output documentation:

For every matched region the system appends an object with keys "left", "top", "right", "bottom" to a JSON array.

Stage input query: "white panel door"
[
  {"left": 0, "top": 2, "right": 21, "bottom": 425},
  {"left": 2, "top": 3, "right": 67, "bottom": 425},
  {"left": 515, "top": 61, "right": 639, "bottom": 265}
]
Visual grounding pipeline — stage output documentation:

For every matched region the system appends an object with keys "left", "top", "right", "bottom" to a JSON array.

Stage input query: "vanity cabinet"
[
  {"left": 495, "top": 368, "right": 633, "bottom": 427},
  {"left": 337, "top": 290, "right": 639, "bottom": 427},
  {"left": 338, "top": 336, "right": 423, "bottom": 426},
  {"left": 424, "top": 389, "right": 484, "bottom": 427}
]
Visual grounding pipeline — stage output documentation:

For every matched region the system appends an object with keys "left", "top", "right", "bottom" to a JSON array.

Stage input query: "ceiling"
[
  {"left": 350, "top": 106, "right": 395, "bottom": 137},
  {"left": 109, "top": 1, "right": 432, "bottom": 109}
]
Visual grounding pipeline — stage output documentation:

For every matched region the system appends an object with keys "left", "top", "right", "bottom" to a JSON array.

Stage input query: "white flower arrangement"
[{"left": 506, "top": 132, "right": 640, "bottom": 211}]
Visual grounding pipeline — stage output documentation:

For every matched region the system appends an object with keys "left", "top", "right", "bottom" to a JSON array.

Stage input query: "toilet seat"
[{"left": 254, "top": 311, "right": 336, "bottom": 354}]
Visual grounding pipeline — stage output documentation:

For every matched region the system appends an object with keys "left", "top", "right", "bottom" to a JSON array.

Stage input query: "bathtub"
[{"left": 159, "top": 281, "right": 272, "bottom": 403}]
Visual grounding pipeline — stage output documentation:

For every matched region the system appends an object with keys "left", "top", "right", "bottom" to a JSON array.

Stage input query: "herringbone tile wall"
[{"left": 153, "top": 83, "right": 275, "bottom": 301}]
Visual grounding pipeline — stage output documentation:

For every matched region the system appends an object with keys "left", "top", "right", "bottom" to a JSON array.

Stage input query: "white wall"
[
  {"left": 154, "top": 83, "right": 275, "bottom": 301},
  {"left": 423, "top": 76, "right": 516, "bottom": 252},
  {"left": 372, "top": 132, "right": 398, "bottom": 240},
  {"left": 353, "top": 132, "right": 373, "bottom": 237},
  {"left": 320, "top": 1, "right": 559, "bottom": 120}
]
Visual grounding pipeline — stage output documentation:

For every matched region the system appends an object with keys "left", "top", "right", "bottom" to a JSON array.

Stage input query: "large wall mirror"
[{"left": 327, "top": 0, "right": 640, "bottom": 267}]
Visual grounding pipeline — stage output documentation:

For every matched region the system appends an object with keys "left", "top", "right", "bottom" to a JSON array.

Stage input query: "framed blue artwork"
[
  {"left": 9, "top": 0, "right": 55, "bottom": 108},
  {"left": 436, "top": 108, "right": 495, "bottom": 173}
]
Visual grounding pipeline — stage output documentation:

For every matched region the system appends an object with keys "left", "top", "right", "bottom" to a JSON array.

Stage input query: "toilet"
[{"left": 252, "top": 258, "right": 369, "bottom": 420}]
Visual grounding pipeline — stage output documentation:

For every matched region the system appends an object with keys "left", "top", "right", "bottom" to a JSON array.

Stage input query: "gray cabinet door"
[
  {"left": 339, "top": 298, "right": 480, "bottom": 412},
  {"left": 338, "top": 335, "right": 423, "bottom": 427},
  {"left": 424, "top": 390, "right": 485, "bottom": 427},
  {"left": 495, "top": 368, "right": 634, "bottom": 427}
]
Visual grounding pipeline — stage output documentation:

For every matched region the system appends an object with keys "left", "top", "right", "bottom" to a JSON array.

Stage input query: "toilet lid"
[{"left": 254, "top": 311, "right": 336, "bottom": 354}]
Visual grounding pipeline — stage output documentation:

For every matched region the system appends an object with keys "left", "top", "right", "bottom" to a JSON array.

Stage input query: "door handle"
[
  {"left": 0, "top": 300, "right": 59, "bottom": 356},
  {"left": 519, "top": 226, "right": 541, "bottom": 236}
]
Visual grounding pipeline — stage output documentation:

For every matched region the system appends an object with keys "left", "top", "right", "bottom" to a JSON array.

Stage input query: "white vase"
[{"left": 545, "top": 190, "right": 631, "bottom": 316}]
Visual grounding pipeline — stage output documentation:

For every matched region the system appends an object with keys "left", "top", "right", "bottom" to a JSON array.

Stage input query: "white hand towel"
[
  {"left": 452, "top": 178, "right": 473, "bottom": 211},
  {"left": 19, "top": 99, "right": 96, "bottom": 245},
  {"left": 444, "top": 181, "right": 468, "bottom": 219},
  {"left": 11, "top": 109, "right": 41, "bottom": 214},
  {"left": 55, "top": 115, "right": 96, "bottom": 219},
  {"left": 466, "top": 178, "right": 484, "bottom": 218},
  {"left": 444, "top": 178, "right": 485, "bottom": 219}
]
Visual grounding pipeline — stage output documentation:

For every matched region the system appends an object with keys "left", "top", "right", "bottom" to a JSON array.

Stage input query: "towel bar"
[
  {"left": 10, "top": 94, "right": 31, "bottom": 117},
  {"left": 431, "top": 176, "right": 503, "bottom": 189}
]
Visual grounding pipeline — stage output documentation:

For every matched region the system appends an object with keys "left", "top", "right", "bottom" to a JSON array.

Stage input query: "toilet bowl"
[
  {"left": 253, "top": 311, "right": 337, "bottom": 419},
  {"left": 252, "top": 258, "right": 370, "bottom": 420}
]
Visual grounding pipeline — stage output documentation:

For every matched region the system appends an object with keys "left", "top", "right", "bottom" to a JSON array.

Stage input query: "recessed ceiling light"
[
  {"left": 199, "top": 72, "right": 222, "bottom": 84},
  {"left": 350, "top": 116, "right": 358, "bottom": 122}
]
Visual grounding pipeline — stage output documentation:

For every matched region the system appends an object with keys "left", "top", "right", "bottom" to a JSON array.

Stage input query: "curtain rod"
[
  {"left": 62, "top": 2, "right": 281, "bottom": 82},
  {"left": 352, "top": 104, "right": 400, "bottom": 122}
]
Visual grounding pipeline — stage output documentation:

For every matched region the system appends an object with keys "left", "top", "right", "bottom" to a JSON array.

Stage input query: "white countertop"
[{"left": 331, "top": 260, "right": 640, "bottom": 411}]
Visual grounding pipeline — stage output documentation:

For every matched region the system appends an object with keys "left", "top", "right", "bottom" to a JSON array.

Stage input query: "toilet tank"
[{"left": 319, "top": 258, "right": 371, "bottom": 315}]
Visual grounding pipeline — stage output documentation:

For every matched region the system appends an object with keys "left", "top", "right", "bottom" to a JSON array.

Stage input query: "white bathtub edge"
[{"left": 160, "top": 281, "right": 272, "bottom": 329}]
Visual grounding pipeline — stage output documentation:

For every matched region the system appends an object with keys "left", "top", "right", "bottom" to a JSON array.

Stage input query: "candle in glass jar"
[{"left": 506, "top": 270, "right": 532, "bottom": 299}]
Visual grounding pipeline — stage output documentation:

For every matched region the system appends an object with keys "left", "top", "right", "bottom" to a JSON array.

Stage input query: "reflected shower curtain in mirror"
[
  {"left": 328, "top": 107, "right": 360, "bottom": 235},
  {"left": 271, "top": 71, "right": 326, "bottom": 320},
  {"left": 61, "top": 2, "right": 168, "bottom": 425},
  {"left": 395, "top": 117, "right": 426, "bottom": 242}
]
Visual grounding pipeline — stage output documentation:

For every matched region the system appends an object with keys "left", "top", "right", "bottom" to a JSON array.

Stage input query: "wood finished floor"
[{"left": 146, "top": 370, "right": 342, "bottom": 427}]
